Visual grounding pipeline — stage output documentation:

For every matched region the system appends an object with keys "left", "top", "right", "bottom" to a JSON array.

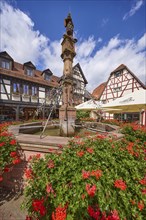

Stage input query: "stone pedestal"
[
  {"left": 59, "top": 13, "right": 77, "bottom": 137},
  {"left": 59, "top": 106, "right": 76, "bottom": 136}
]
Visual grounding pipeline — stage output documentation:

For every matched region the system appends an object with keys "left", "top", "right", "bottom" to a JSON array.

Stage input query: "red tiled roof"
[
  {"left": 0, "top": 61, "right": 59, "bottom": 87},
  {"left": 92, "top": 82, "right": 106, "bottom": 100}
]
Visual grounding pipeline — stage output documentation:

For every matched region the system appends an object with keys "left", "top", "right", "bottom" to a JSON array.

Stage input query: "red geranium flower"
[
  {"left": 36, "top": 153, "right": 41, "bottom": 159},
  {"left": 86, "top": 147, "right": 94, "bottom": 154},
  {"left": 96, "top": 134, "right": 106, "bottom": 139},
  {"left": 4, "top": 167, "right": 10, "bottom": 172},
  {"left": 1, "top": 131, "right": 12, "bottom": 136},
  {"left": 0, "top": 176, "right": 3, "bottom": 182},
  {"left": 10, "top": 151, "right": 17, "bottom": 157},
  {"left": 12, "top": 158, "right": 21, "bottom": 164},
  {"left": 130, "top": 199, "right": 136, "bottom": 205},
  {"left": 141, "top": 188, "right": 146, "bottom": 194},
  {"left": 26, "top": 216, "right": 32, "bottom": 220},
  {"left": 82, "top": 170, "right": 90, "bottom": 179},
  {"left": 10, "top": 139, "right": 16, "bottom": 145},
  {"left": 139, "top": 177, "right": 146, "bottom": 185},
  {"left": 107, "top": 209, "right": 120, "bottom": 220},
  {"left": 32, "top": 198, "right": 46, "bottom": 216},
  {"left": 87, "top": 205, "right": 101, "bottom": 218},
  {"left": 138, "top": 201, "right": 144, "bottom": 211},
  {"left": 114, "top": 179, "right": 127, "bottom": 190},
  {"left": 48, "top": 159, "right": 55, "bottom": 169},
  {"left": 76, "top": 151, "right": 84, "bottom": 157},
  {"left": 52, "top": 205, "right": 67, "bottom": 220},
  {"left": 25, "top": 168, "right": 33, "bottom": 179},
  {"left": 86, "top": 183, "right": 96, "bottom": 197},
  {"left": 91, "top": 170, "right": 102, "bottom": 180},
  {"left": 58, "top": 144, "right": 63, "bottom": 149},
  {"left": 0, "top": 142, "right": 5, "bottom": 147}
]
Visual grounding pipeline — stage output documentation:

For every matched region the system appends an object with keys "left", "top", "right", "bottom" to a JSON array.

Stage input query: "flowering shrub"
[
  {"left": 76, "top": 110, "right": 90, "bottom": 120},
  {"left": 102, "top": 119, "right": 122, "bottom": 126},
  {"left": 0, "top": 123, "right": 21, "bottom": 181},
  {"left": 81, "top": 117, "right": 96, "bottom": 122},
  {"left": 122, "top": 123, "right": 146, "bottom": 143},
  {"left": 22, "top": 125, "right": 146, "bottom": 219}
]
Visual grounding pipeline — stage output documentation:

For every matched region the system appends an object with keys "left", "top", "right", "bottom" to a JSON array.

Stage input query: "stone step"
[{"left": 16, "top": 134, "right": 69, "bottom": 146}]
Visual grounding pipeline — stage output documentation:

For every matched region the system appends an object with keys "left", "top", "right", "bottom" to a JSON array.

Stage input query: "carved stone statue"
[{"left": 64, "top": 13, "right": 74, "bottom": 36}]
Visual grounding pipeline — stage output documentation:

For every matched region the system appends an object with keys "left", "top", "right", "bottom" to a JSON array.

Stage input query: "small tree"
[{"left": 76, "top": 110, "right": 90, "bottom": 120}]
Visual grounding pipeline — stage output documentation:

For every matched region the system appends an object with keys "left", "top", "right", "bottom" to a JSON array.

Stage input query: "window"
[
  {"left": 1, "top": 60, "right": 10, "bottom": 69},
  {"left": 32, "top": 86, "right": 37, "bottom": 96},
  {"left": 76, "top": 81, "right": 81, "bottom": 88},
  {"left": 46, "top": 89, "right": 51, "bottom": 98},
  {"left": 26, "top": 68, "right": 33, "bottom": 76},
  {"left": 102, "top": 100, "right": 107, "bottom": 104},
  {"left": 23, "top": 85, "right": 29, "bottom": 95},
  {"left": 113, "top": 87, "right": 121, "bottom": 92},
  {"left": 13, "top": 83, "right": 20, "bottom": 93},
  {"left": 44, "top": 74, "right": 51, "bottom": 81},
  {"left": 114, "top": 71, "right": 121, "bottom": 77}
]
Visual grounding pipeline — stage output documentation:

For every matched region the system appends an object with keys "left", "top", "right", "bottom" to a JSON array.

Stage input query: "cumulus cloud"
[
  {"left": 0, "top": 2, "right": 146, "bottom": 93},
  {"left": 76, "top": 36, "right": 96, "bottom": 58},
  {"left": 0, "top": 1, "right": 49, "bottom": 65},
  {"left": 123, "top": 0, "right": 144, "bottom": 20},
  {"left": 75, "top": 34, "right": 146, "bottom": 92}
]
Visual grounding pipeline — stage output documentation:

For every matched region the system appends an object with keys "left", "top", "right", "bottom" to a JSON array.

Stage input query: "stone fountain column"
[{"left": 59, "top": 13, "right": 77, "bottom": 136}]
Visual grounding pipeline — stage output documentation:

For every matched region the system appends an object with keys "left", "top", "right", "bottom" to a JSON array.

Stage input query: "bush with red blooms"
[
  {"left": 22, "top": 124, "right": 146, "bottom": 219},
  {"left": 102, "top": 119, "right": 122, "bottom": 126},
  {"left": 0, "top": 123, "right": 21, "bottom": 181}
]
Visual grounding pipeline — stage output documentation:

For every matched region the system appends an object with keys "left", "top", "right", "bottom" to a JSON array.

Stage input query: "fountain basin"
[{"left": 19, "top": 122, "right": 43, "bottom": 134}]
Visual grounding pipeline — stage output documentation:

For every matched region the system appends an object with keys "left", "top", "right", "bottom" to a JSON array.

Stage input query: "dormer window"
[
  {"left": 45, "top": 74, "right": 51, "bottom": 81},
  {"left": 0, "top": 51, "right": 14, "bottom": 70},
  {"left": 23, "top": 61, "right": 36, "bottom": 77},
  {"left": 1, "top": 59, "right": 10, "bottom": 69},
  {"left": 42, "top": 69, "right": 53, "bottom": 81},
  {"left": 26, "top": 68, "right": 33, "bottom": 76}
]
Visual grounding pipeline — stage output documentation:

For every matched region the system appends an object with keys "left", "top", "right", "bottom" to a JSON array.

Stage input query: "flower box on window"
[
  {"left": 23, "top": 94, "right": 30, "bottom": 98},
  {"left": 31, "top": 95, "right": 38, "bottom": 99},
  {"left": 12, "top": 92, "right": 20, "bottom": 97}
]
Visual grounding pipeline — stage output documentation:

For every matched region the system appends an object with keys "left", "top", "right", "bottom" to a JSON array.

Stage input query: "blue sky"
[{"left": 0, "top": 0, "right": 146, "bottom": 91}]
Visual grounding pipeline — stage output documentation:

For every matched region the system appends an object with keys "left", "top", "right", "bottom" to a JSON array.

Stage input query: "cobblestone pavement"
[{"left": 0, "top": 188, "right": 27, "bottom": 220}]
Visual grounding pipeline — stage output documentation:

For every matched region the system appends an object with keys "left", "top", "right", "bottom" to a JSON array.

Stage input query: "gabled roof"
[
  {"left": 58, "top": 63, "right": 88, "bottom": 84},
  {"left": 42, "top": 68, "right": 53, "bottom": 75},
  {"left": 0, "top": 51, "right": 59, "bottom": 87},
  {"left": 73, "top": 63, "right": 88, "bottom": 84},
  {"left": 0, "top": 51, "right": 14, "bottom": 61},
  {"left": 23, "top": 61, "right": 36, "bottom": 69},
  {"left": 92, "top": 82, "right": 106, "bottom": 100},
  {"left": 111, "top": 64, "right": 126, "bottom": 74},
  {"left": 110, "top": 64, "right": 146, "bottom": 89}
]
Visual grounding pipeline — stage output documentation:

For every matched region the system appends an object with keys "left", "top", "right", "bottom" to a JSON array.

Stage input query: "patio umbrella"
[
  {"left": 75, "top": 99, "right": 122, "bottom": 112},
  {"left": 102, "top": 89, "right": 146, "bottom": 112}
]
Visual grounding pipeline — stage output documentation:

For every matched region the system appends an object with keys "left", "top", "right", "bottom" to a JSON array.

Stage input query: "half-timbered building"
[
  {"left": 72, "top": 63, "right": 89, "bottom": 105},
  {"left": 92, "top": 64, "right": 146, "bottom": 124},
  {"left": 0, "top": 51, "right": 60, "bottom": 121},
  {"left": 100, "top": 64, "right": 146, "bottom": 103},
  {"left": 0, "top": 51, "right": 88, "bottom": 121}
]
